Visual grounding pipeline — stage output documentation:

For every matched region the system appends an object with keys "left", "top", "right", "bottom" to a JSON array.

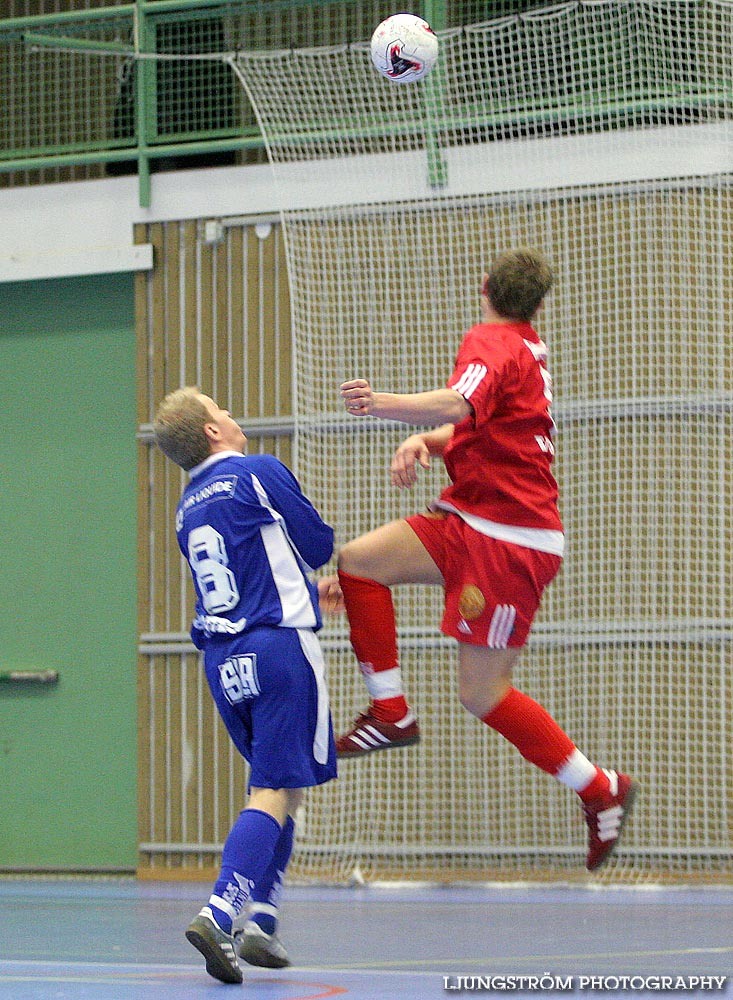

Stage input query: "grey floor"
[{"left": 0, "top": 879, "right": 730, "bottom": 999}]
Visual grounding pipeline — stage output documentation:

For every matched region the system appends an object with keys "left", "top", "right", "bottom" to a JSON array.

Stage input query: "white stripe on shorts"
[
  {"left": 487, "top": 604, "right": 517, "bottom": 649},
  {"left": 297, "top": 628, "right": 330, "bottom": 764}
]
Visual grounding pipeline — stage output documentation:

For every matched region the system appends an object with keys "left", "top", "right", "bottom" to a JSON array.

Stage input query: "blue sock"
[
  {"left": 207, "top": 808, "right": 282, "bottom": 934},
  {"left": 249, "top": 815, "right": 295, "bottom": 935}
]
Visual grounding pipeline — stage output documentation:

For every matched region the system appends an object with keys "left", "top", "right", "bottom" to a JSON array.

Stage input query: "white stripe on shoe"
[
  {"left": 349, "top": 725, "right": 392, "bottom": 750},
  {"left": 596, "top": 804, "right": 625, "bottom": 842}
]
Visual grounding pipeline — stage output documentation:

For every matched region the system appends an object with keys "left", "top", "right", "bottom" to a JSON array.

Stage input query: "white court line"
[
  {"left": 0, "top": 959, "right": 197, "bottom": 972},
  {"left": 310, "top": 946, "right": 733, "bottom": 972},
  {"left": 0, "top": 944, "right": 730, "bottom": 979}
]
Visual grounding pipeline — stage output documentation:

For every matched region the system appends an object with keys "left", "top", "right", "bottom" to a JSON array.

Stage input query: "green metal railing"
[
  {"left": 1, "top": 1, "right": 257, "bottom": 205},
  {"left": 2, "top": 0, "right": 731, "bottom": 206},
  {"left": 0, "top": 0, "right": 449, "bottom": 206}
]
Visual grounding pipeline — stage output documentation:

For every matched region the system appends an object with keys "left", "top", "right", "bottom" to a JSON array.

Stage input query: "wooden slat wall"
[{"left": 135, "top": 217, "right": 291, "bottom": 877}]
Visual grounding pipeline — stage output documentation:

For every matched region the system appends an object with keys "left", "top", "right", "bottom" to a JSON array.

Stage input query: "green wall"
[{"left": 0, "top": 273, "right": 137, "bottom": 870}]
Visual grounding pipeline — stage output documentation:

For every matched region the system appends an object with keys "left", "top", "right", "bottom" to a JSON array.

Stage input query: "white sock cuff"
[
  {"left": 364, "top": 665, "right": 403, "bottom": 701},
  {"left": 555, "top": 748, "right": 598, "bottom": 791}
]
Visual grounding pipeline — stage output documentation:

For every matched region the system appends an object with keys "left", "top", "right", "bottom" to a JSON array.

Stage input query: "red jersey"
[{"left": 433, "top": 321, "right": 564, "bottom": 556}]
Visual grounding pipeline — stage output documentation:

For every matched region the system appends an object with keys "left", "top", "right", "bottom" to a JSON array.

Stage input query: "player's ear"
[
  {"left": 203, "top": 421, "right": 221, "bottom": 444},
  {"left": 480, "top": 272, "right": 489, "bottom": 297}
]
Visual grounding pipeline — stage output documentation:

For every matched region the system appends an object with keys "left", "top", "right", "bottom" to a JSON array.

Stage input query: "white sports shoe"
[
  {"left": 234, "top": 921, "right": 291, "bottom": 968},
  {"left": 185, "top": 907, "right": 243, "bottom": 983}
]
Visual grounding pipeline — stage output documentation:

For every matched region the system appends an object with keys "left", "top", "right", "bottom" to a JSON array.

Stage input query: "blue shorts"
[{"left": 203, "top": 625, "right": 337, "bottom": 789}]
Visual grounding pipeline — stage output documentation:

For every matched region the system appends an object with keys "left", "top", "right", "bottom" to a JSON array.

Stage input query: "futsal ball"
[{"left": 370, "top": 13, "right": 439, "bottom": 84}]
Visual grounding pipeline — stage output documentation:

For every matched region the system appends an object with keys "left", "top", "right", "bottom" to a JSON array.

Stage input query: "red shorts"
[{"left": 406, "top": 511, "right": 561, "bottom": 648}]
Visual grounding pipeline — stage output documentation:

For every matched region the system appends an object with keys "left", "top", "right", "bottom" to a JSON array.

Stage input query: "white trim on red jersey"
[
  {"left": 430, "top": 500, "right": 565, "bottom": 556},
  {"left": 451, "top": 363, "right": 488, "bottom": 399}
]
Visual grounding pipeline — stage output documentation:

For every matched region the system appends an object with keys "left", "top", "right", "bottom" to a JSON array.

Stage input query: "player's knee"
[
  {"left": 458, "top": 676, "right": 510, "bottom": 719},
  {"left": 337, "top": 539, "right": 371, "bottom": 578},
  {"left": 285, "top": 788, "right": 304, "bottom": 815},
  {"left": 458, "top": 684, "right": 488, "bottom": 719}
]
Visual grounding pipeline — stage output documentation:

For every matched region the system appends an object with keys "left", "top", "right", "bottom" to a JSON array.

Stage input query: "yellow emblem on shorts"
[{"left": 458, "top": 584, "right": 486, "bottom": 621}]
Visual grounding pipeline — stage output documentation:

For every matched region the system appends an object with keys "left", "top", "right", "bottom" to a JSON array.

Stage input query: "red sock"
[
  {"left": 338, "top": 570, "right": 408, "bottom": 723},
  {"left": 482, "top": 688, "right": 610, "bottom": 800},
  {"left": 482, "top": 686, "right": 576, "bottom": 775}
]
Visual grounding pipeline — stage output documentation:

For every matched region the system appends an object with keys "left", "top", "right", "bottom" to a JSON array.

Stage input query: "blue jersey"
[{"left": 175, "top": 450, "right": 334, "bottom": 647}]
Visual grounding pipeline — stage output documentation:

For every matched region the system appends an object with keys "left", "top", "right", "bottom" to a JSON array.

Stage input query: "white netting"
[{"left": 230, "top": 1, "right": 733, "bottom": 883}]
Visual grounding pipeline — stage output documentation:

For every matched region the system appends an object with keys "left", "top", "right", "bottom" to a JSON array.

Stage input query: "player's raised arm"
[{"left": 340, "top": 378, "right": 471, "bottom": 426}]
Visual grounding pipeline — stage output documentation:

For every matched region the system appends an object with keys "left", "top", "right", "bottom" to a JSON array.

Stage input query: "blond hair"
[
  {"left": 486, "top": 248, "right": 554, "bottom": 322},
  {"left": 153, "top": 387, "right": 211, "bottom": 471}
]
